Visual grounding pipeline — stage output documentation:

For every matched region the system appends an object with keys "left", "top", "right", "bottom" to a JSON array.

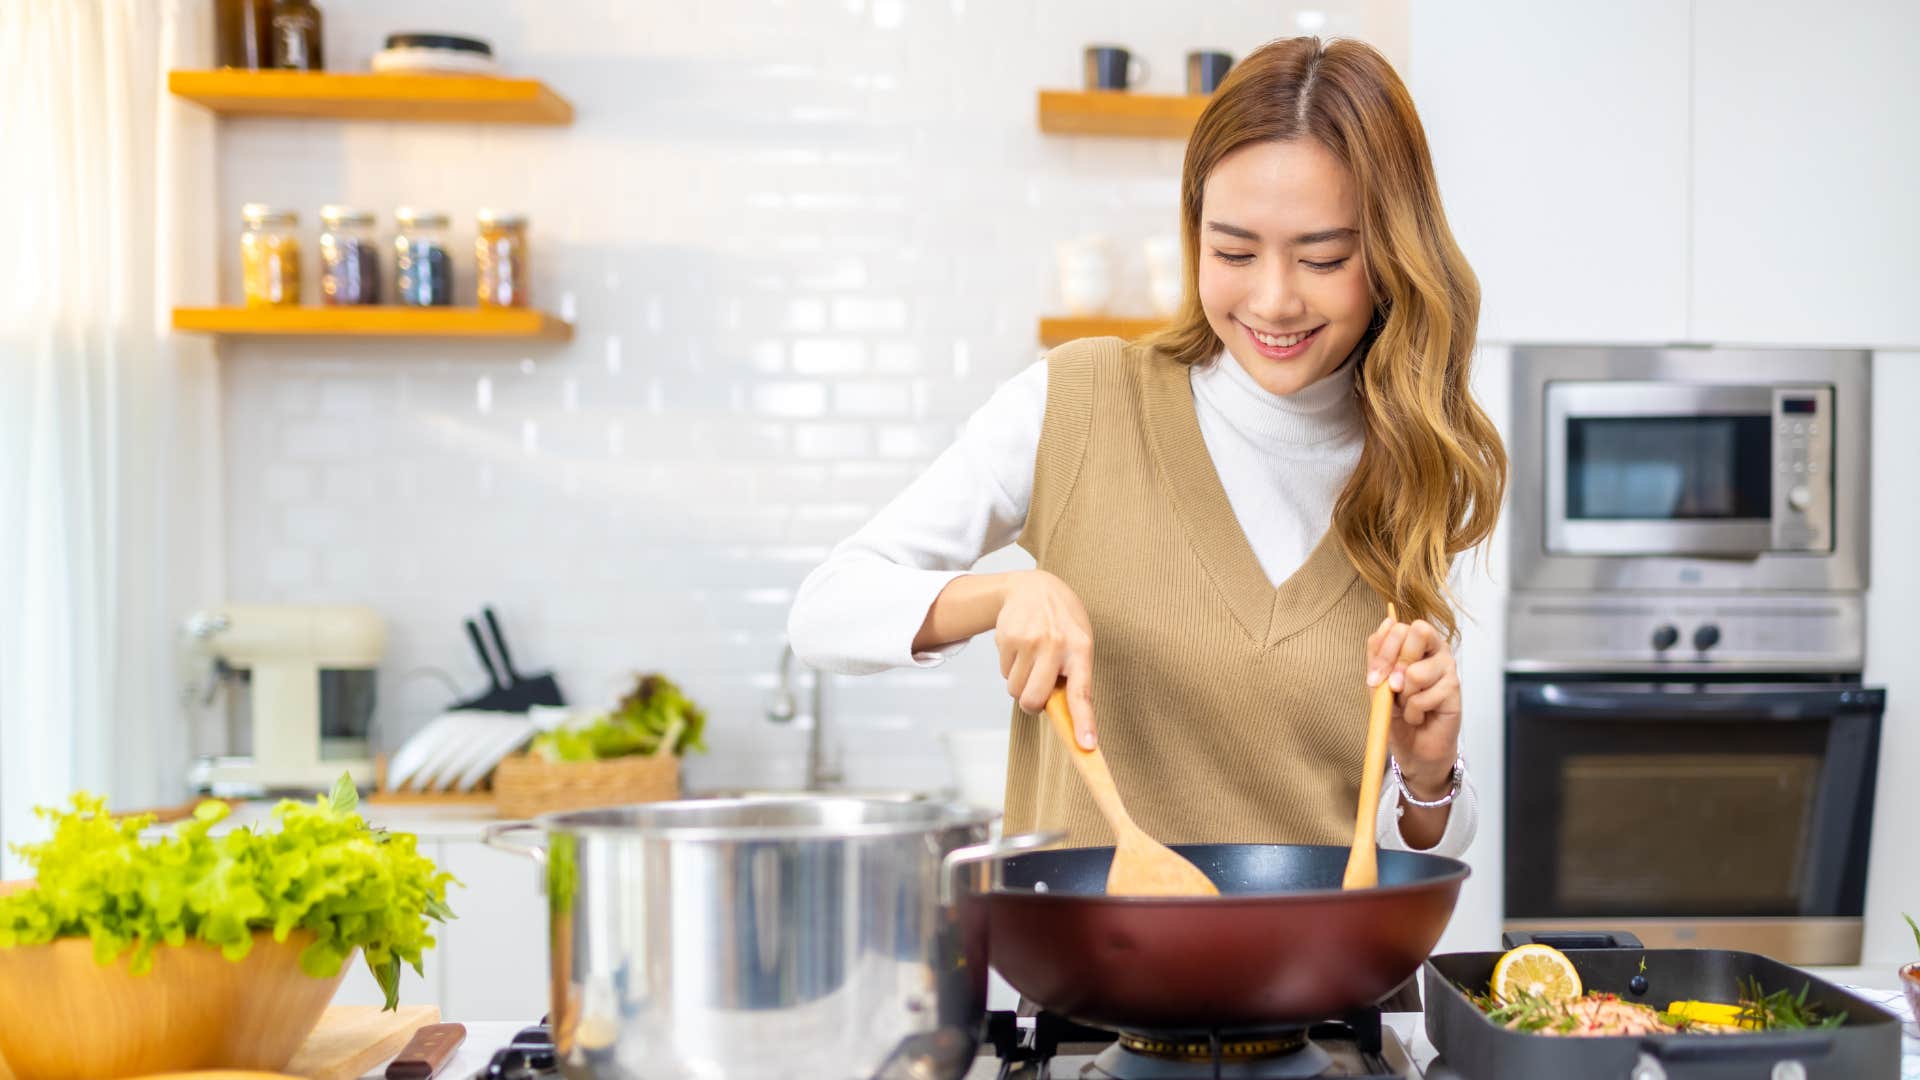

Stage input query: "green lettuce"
[
  {"left": 0, "top": 775, "right": 454, "bottom": 1009},
  {"left": 530, "top": 673, "right": 707, "bottom": 762}
]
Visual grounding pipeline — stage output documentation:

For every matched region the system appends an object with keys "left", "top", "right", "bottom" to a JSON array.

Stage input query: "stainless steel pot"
[{"left": 483, "top": 796, "right": 1057, "bottom": 1080}]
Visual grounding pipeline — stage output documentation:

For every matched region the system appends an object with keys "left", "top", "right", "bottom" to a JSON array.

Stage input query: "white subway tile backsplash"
[
  {"left": 831, "top": 380, "right": 912, "bottom": 417},
  {"left": 219, "top": 0, "right": 1405, "bottom": 787},
  {"left": 831, "top": 296, "right": 910, "bottom": 332},
  {"left": 872, "top": 341, "right": 922, "bottom": 374},
  {"left": 792, "top": 422, "right": 872, "bottom": 460},
  {"left": 750, "top": 381, "right": 829, "bottom": 418},
  {"left": 790, "top": 339, "right": 867, "bottom": 375},
  {"left": 786, "top": 299, "right": 828, "bottom": 332},
  {"left": 875, "top": 424, "right": 941, "bottom": 459}
]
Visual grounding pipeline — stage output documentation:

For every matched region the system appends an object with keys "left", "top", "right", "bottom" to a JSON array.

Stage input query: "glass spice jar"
[
  {"left": 318, "top": 206, "right": 380, "bottom": 306},
  {"left": 240, "top": 203, "right": 301, "bottom": 307},
  {"left": 475, "top": 209, "right": 529, "bottom": 308},
  {"left": 392, "top": 208, "right": 453, "bottom": 307},
  {"left": 268, "top": 0, "right": 324, "bottom": 71}
]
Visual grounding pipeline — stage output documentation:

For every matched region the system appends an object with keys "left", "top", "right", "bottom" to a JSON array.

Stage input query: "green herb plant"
[
  {"left": 0, "top": 776, "right": 454, "bottom": 1009},
  {"left": 530, "top": 673, "right": 707, "bottom": 763},
  {"left": 1735, "top": 976, "right": 1846, "bottom": 1031}
]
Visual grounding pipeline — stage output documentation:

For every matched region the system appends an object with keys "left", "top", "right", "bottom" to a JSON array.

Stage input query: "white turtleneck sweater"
[{"left": 788, "top": 350, "right": 1477, "bottom": 857}]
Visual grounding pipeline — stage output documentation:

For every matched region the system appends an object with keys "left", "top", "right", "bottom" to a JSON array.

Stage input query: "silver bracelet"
[{"left": 1390, "top": 755, "right": 1464, "bottom": 809}]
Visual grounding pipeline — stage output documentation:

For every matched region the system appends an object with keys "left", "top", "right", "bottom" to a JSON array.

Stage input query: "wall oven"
[{"left": 1504, "top": 347, "right": 1881, "bottom": 965}]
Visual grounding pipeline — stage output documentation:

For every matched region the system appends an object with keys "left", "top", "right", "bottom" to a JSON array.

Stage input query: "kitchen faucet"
[{"left": 768, "top": 643, "right": 840, "bottom": 790}]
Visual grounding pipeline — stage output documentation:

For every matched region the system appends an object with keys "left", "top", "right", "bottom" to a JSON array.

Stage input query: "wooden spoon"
[
  {"left": 1343, "top": 603, "right": 1399, "bottom": 890},
  {"left": 1044, "top": 686, "right": 1219, "bottom": 897}
]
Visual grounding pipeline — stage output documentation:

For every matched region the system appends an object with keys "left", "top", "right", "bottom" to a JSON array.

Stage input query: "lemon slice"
[{"left": 1491, "top": 943, "right": 1583, "bottom": 1003}]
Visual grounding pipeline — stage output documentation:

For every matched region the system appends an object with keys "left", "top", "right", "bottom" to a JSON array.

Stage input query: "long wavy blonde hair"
[{"left": 1144, "top": 36, "right": 1506, "bottom": 639}]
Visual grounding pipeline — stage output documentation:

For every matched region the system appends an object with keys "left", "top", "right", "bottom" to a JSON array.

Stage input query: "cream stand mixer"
[{"left": 184, "top": 604, "right": 384, "bottom": 794}]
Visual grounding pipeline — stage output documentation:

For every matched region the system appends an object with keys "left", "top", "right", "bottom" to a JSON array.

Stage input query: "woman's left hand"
[{"left": 1365, "top": 615, "right": 1461, "bottom": 801}]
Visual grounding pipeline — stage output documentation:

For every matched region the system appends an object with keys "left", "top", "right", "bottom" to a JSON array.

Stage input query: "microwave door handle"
[{"left": 1511, "top": 684, "right": 1881, "bottom": 720}]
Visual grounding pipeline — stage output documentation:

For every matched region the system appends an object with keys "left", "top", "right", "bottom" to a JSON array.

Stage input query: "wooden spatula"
[
  {"left": 1343, "top": 603, "right": 1398, "bottom": 890},
  {"left": 1044, "top": 686, "right": 1219, "bottom": 897}
]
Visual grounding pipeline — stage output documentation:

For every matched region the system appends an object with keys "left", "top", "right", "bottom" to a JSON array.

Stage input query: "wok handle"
[
  {"left": 940, "top": 829, "right": 1066, "bottom": 906},
  {"left": 482, "top": 820, "right": 549, "bottom": 868}
]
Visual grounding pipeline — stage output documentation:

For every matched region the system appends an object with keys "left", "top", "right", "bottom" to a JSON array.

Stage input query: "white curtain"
[{"left": 0, "top": 0, "right": 222, "bottom": 873}]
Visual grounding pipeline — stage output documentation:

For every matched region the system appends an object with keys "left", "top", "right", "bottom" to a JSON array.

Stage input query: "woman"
[{"left": 788, "top": 37, "right": 1505, "bottom": 859}]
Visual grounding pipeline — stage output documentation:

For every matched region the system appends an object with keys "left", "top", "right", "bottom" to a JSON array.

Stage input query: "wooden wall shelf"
[
  {"left": 1037, "top": 90, "right": 1209, "bottom": 138},
  {"left": 173, "top": 306, "right": 574, "bottom": 341},
  {"left": 168, "top": 70, "right": 574, "bottom": 125},
  {"left": 1039, "top": 316, "right": 1166, "bottom": 347}
]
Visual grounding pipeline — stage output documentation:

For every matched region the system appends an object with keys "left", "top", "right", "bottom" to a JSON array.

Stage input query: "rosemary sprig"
[{"left": 1735, "top": 976, "right": 1847, "bottom": 1031}]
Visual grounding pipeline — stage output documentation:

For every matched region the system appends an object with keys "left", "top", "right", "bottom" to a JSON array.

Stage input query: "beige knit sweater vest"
[{"left": 1002, "top": 337, "right": 1384, "bottom": 846}]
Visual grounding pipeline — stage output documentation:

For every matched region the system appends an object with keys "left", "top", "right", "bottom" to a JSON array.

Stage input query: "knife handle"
[{"left": 385, "top": 1022, "right": 466, "bottom": 1080}]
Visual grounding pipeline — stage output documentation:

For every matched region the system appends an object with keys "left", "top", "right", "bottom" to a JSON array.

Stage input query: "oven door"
[
  {"left": 1544, "top": 381, "right": 1833, "bottom": 556},
  {"left": 1503, "top": 677, "right": 1883, "bottom": 962}
]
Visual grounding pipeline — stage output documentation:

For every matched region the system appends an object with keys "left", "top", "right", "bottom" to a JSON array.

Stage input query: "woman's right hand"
[{"left": 995, "top": 570, "right": 1098, "bottom": 749}]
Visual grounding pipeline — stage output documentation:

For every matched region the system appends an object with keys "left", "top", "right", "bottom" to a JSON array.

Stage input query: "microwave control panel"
[{"left": 1772, "top": 386, "right": 1834, "bottom": 552}]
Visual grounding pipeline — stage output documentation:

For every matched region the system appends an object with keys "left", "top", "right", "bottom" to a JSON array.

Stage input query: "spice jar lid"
[
  {"left": 476, "top": 209, "right": 528, "bottom": 228},
  {"left": 395, "top": 207, "right": 451, "bottom": 228},
  {"left": 241, "top": 203, "right": 298, "bottom": 225},
  {"left": 383, "top": 33, "right": 494, "bottom": 56},
  {"left": 319, "top": 205, "right": 376, "bottom": 226}
]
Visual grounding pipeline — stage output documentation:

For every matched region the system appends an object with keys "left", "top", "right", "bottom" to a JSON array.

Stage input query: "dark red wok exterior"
[{"left": 986, "top": 842, "right": 1468, "bottom": 1031}]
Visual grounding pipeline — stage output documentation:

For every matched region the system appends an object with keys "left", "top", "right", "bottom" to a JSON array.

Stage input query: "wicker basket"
[{"left": 492, "top": 751, "right": 681, "bottom": 819}]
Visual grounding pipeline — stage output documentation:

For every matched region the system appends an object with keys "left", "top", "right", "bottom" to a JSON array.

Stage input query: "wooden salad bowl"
[{"left": 0, "top": 929, "right": 348, "bottom": 1080}]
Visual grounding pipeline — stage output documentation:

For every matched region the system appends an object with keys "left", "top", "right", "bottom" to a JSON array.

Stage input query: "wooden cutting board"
[
  {"left": 283, "top": 1005, "right": 440, "bottom": 1080},
  {"left": 0, "top": 1005, "right": 439, "bottom": 1080}
]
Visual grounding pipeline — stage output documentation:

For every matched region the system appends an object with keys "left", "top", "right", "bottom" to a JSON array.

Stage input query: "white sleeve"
[
  {"left": 1377, "top": 767, "right": 1478, "bottom": 859},
  {"left": 786, "top": 359, "right": 1049, "bottom": 675}
]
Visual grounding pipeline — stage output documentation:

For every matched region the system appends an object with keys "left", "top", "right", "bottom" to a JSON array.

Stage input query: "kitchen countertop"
[
  {"left": 174, "top": 798, "right": 504, "bottom": 841},
  {"left": 393, "top": 976, "right": 1920, "bottom": 1079}
]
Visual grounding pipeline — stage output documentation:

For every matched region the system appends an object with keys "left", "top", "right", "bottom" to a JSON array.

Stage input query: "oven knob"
[
  {"left": 1787, "top": 484, "right": 1813, "bottom": 511},
  {"left": 1693, "top": 624, "right": 1721, "bottom": 651},
  {"left": 1651, "top": 625, "right": 1679, "bottom": 651}
]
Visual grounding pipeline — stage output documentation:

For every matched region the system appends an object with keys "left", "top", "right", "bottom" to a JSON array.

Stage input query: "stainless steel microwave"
[{"left": 1511, "top": 347, "right": 1870, "bottom": 596}]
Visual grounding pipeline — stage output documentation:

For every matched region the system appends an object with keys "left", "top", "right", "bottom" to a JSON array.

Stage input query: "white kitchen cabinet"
[
  {"left": 438, "top": 838, "right": 551, "bottom": 1022},
  {"left": 1408, "top": 1, "right": 1692, "bottom": 345},
  {"left": 1690, "top": 0, "right": 1920, "bottom": 348}
]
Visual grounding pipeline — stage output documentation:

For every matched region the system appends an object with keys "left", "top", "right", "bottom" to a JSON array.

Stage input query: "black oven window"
[
  {"left": 1556, "top": 753, "right": 1820, "bottom": 911},
  {"left": 1566, "top": 416, "right": 1772, "bottom": 519}
]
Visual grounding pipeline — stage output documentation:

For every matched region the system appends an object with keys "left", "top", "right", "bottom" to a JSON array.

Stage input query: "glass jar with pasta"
[
  {"left": 475, "top": 209, "right": 529, "bottom": 308},
  {"left": 240, "top": 204, "right": 301, "bottom": 307}
]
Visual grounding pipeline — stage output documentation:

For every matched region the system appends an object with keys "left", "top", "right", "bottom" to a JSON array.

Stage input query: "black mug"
[
  {"left": 1084, "top": 45, "right": 1148, "bottom": 92},
  {"left": 1187, "top": 50, "right": 1233, "bottom": 95}
]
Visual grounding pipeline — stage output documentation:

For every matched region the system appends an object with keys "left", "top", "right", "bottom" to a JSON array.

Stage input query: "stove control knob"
[
  {"left": 1651, "top": 625, "right": 1679, "bottom": 652},
  {"left": 1693, "top": 624, "right": 1722, "bottom": 652},
  {"left": 1788, "top": 484, "right": 1813, "bottom": 512}
]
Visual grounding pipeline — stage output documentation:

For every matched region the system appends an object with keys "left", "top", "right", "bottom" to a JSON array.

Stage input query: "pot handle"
[
  {"left": 481, "top": 820, "right": 548, "bottom": 868},
  {"left": 940, "top": 829, "right": 1064, "bottom": 906}
]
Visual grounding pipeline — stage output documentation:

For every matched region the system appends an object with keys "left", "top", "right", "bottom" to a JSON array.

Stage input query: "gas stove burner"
[
  {"left": 1092, "top": 1030, "right": 1330, "bottom": 1078},
  {"left": 981, "top": 1007, "right": 1410, "bottom": 1080},
  {"left": 1117, "top": 1028, "right": 1310, "bottom": 1060}
]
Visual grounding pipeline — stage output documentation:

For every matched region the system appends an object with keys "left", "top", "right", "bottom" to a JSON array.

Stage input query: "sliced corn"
[{"left": 1665, "top": 1000, "right": 1751, "bottom": 1027}]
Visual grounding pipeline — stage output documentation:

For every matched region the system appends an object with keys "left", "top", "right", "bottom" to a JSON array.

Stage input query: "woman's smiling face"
[{"left": 1196, "top": 138, "right": 1374, "bottom": 397}]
